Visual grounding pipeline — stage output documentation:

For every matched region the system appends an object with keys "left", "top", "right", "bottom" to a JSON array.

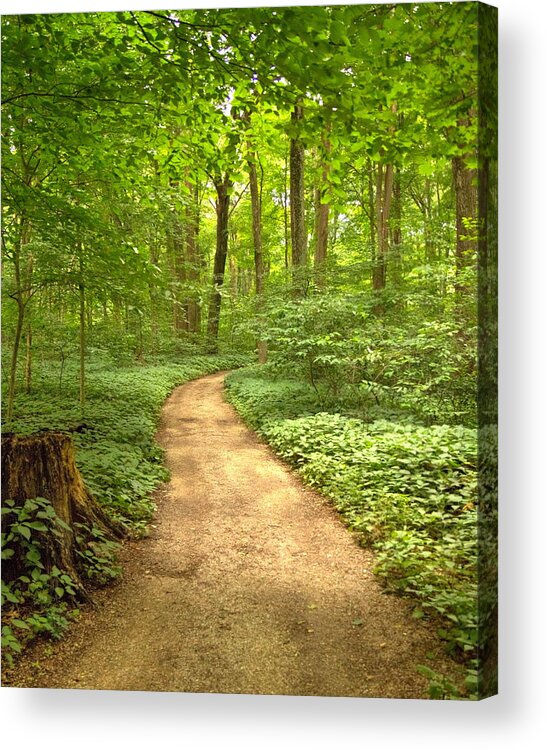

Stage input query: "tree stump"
[{"left": 1, "top": 432, "right": 127, "bottom": 601}]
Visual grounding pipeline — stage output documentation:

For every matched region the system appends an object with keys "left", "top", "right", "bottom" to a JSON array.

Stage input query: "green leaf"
[
  {"left": 27, "top": 521, "right": 48, "bottom": 531},
  {"left": 11, "top": 619, "right": 31, "bottom": 630},
  {"left": 17, "top": 525, "right": 32, "bottom": 541}
]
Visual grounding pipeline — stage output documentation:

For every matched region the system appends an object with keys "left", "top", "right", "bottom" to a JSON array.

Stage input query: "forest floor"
[{"left": 5, "top": 372, "right": 463, "bottom": 698}]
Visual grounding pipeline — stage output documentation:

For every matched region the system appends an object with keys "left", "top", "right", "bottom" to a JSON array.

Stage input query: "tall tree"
[
  {"left": 243, "top": 113, "right": 267, "bottom": 362},
  {"left": 184, "top": 178, "right": 201, "bottom": 335},
  {"left": 313, "top": 129, "right": 331, "bottom": 289},
  {"left": 373, "top": 162, "right": 395, "bottom": 294},
  {"left": 289, "top": 102, "right": 307, "bottom": 295},
  {"left": 206, "top": 173, "right": 232, "bottom": 350}
]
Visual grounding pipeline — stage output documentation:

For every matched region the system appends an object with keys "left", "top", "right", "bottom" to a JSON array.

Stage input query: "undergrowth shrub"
[
  {"left": 1, "top": 497, "right": 82, "bottom": 666},
  {"left": 255, "top": 292, "right": 476, "bottom": 426}
]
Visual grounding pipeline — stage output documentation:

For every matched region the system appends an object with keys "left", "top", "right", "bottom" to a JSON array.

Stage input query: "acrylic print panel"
[{"left": 1, "top": 2, "right": 497, "bottom": 700}]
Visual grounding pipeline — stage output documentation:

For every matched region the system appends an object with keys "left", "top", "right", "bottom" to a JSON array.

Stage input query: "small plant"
[
  {"left": 1, "top": 497, "right": 81, "bottom": 664},
  {"left": 416, "top": 665, "right": 466, "bottom": 700},
  {"left": 74, "top": 523, "right": 121, "bottom": 585},
  {"left": 1, "top": 624, "right": 24, "bottom": 667}
]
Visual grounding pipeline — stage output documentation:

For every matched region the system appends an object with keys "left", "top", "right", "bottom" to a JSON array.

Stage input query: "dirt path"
[{"left": 7, "top": 372, "right": 461, "bottom": 697}]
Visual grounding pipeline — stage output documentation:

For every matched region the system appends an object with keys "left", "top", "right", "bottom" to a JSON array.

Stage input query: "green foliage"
[
  {"left": 416, "top": 665, "right": 476, "bottom": 701},
  {"left": 1, "top": 497, "right": 79, "bottom": 664},
  {"left": 74, "top": 523, "right": 122, "bottom": 586},
  {"left": 224, "top": 366, "right": 323, "bottom": 426},
  {"left": 256, "top": 293, "right": 476, "bottom": 426}
]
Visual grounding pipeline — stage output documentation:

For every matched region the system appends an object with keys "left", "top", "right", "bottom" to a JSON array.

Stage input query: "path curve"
[{"left": 8, "top": 372, "right": 460, "bottom": 697}]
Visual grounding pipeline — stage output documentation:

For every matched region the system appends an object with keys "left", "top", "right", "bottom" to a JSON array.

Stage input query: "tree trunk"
[
  {"left": 290, "top": 103, "right": 307, "bottom": 294},
  {"left": 248, "top": 153, "right": 264, "bottom": 298},
  {"left": 372, "top": 163, "right": 384, "bottom": 290},
  {"left": 390, "top": 166, "right": 403, "bottom": 287},
  {"left": 373, "top": 162, "right": 394, "bottom": 309},
  {"left": 283, "top": 144, "right": 290, "bottom": 271},
  {"left": 246, "top": 129, "right": 268, "bottom": 363},
  {"left": 149, "top": 238, "right": 160, "bottom": 351},
  {"left": 313, "top": 188, "right": 329, "bottom": 288},
  {"left": 206, "top": 174, "right": 231, "bottom": 350},
  {"left": 24, "top": 321, "right": 32, "bottom": 395},
  {"left": 185, "top": 179, "right": 201, "bottom": 334},
  {"left": 368, "top": 160, "right": 375, "bottom": 265},
  {"left": 452, "top": 154, "right": 478, "bottom": 301},
  {"left": 86, "top": 292, "right": 93, "bottom": 332},
  {"left": 23, "top": 252, "right": 34, "bottom": 395},
  {"left": 78, "top": 254, "right": 86, "bottom": 417},
  {"left": 313, "top": 136, "right": 331, "bottom": 289},
  {"left": 171, "top": 200, "right": 188, "bottom": 333},
  {"left": 373, "top": 103, "right": 397, "bottom": 301},
  {"left": 1, "top": 432, "right": 127, "bottom": 601}
]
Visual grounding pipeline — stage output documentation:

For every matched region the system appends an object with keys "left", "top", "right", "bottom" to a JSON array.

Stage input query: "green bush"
[
  {"left": 1, "top": 497, "right": 80, "bottom": 665},
  {"left": 256, "top": 292, "right": 476, "bottom": 425}
]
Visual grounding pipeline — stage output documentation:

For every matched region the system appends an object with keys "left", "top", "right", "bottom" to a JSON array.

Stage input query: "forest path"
[{"left": 9, "top": 372, "right": 460, "bottom": 697}]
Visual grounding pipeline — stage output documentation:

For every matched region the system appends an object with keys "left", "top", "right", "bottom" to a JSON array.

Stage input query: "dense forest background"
[
  {"left": 1, "top": 3, "right": 497, "bottom": 699},
  {"left": 2, "top": 2, "right": 485, "bottom": 403}
]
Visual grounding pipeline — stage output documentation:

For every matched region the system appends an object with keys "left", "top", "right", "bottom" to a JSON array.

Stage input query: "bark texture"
[
  {"left": 373, "top": 163, "right": 394, "bottom": 295},
  {"left": 452, "top": 154, "right": 478, "bottom": 300},
  {"left": 313, "top": 136, "right": 331, "bottom": 289},
  {"left": 372, "top": 103, "right": 397, "bottom": 304},
  {"left": 207, "top": 175, "right": 231, "bottom": 349},
  {"left": 390, "top": 166, "right": 403, "bottom": 285},
  {"left": 290, "top": 103, "right": 307, "bottom": 294},
  {"left": 246, "top": 135, "right": 268, "bottom": 363}
]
